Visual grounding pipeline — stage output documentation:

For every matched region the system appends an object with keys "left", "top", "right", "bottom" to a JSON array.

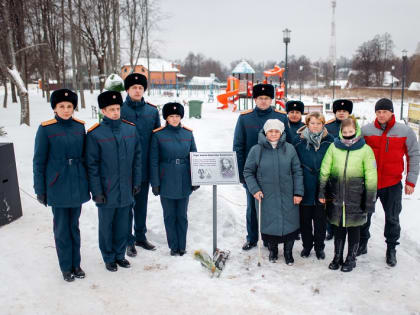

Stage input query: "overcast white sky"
[{"left": 156, "top": 0, "right": 420, "bottom": 66}]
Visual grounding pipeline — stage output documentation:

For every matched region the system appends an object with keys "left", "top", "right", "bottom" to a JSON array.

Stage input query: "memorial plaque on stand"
[{"left": 0, "top": 143, "right": 23, "bottom": 227}]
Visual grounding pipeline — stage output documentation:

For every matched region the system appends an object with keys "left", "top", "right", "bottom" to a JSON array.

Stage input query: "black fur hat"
[
  {"left": 98, "top": 90, "right": 123, "bottom": 109},
  {"left": 286, "top": 100, "right": 304, "bottom": 114},
  {"left": 51, "top": 89, "right": 78, "bottom": 109},
  {"left": 124, "top": 73, "right": 148, "bottom": 91},
  {"left": 253, "top": 84, "right": 274, "bottom": 99},
  {"left": 375, "top": 98, "right": 394, "bottom": 113},
  {"left": 162, "top": 102, "right": 184, "bottom": 120},
  {"left": 333, "top": 99, "right": 353, "bottom": 114}
]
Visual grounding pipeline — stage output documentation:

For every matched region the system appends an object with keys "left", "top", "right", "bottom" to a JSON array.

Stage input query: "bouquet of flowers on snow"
[{"left": 104, "top": 74, "right": 125, "bottom": 92}]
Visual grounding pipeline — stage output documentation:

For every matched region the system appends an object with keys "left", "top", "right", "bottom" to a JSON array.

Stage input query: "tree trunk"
[
  {"left": 114, "top": 0, "right": 120, "bottom": 73},
  {"left": 145, "top": 0, "right": 150, "bottom": 96},
  {"left": 77, "top": 0, "right": 85, "bottom": 108},
  {"left": 3, "top": 79, "right": 7, "bottom": 108},
  {"left": 11, "top": 82, "right": 18, "bottom": 103},
  {"left": 68, "top": 0, "right": 78, "bottom": 109}
]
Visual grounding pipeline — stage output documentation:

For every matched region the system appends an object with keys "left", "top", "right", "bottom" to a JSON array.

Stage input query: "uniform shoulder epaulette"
[
  {"left": 182, "top": 125, "right": 193, "bottom": 132},
  {"left": 72, "top": 117, "right": 85, "bottom": 124},
  {"left": 122, "top": 119, "right": 135, "bottom": 126},
  {"left": 147, "top": 102, "right": 158, "bottom": 108},
  {"left": 275, "top": 109, "right": 287, "bottom": 114},
  {"left": 325, "top": 118, "right": 336, "bottom": 125},
  {"left": 41, "top": 118, "right": 58, "bottom": 127},
  {"left": 153, "top": 126, "right": 165, "bottom": 133},
  {"left": 240, "top": 109, "right": 253, "bottom": 115},
  {"left": 87, "top": 123, "right": 100, "bottom": 133}
]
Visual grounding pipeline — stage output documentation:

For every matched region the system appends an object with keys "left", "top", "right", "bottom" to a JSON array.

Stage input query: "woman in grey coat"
[{"left": 244, "top": 119, "right": 304, "bottom": 265}]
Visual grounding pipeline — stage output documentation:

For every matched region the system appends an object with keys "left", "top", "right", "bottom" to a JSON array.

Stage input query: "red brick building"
[{"left": 121, "top": 58, "right": 181, "bottom": 85}]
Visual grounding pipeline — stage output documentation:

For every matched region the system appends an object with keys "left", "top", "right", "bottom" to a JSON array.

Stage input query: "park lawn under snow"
[{"left": 0, "top": 86, "right": 420, "bottom": 315}]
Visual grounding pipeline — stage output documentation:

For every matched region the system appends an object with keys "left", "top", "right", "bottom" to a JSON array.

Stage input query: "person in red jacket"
[{"left": 360, "top": 98, "right": 420, "bottom": 267}]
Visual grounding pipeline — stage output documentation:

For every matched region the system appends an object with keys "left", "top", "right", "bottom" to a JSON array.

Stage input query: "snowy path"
[{"left": 1, "top": 88, "right": 419, "bottom": 314}]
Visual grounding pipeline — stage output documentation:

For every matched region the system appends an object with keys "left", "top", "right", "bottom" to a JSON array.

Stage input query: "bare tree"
[{"left": 0, "top": 0, "right": 30, "bottom": 125}]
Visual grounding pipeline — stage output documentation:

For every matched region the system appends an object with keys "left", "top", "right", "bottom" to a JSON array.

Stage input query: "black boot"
[
  {"left": 284, "top": 241, "right": 294, "bottom": 266},
  {"left": 62, "top": 271, "right": 75, "bottom": 282},
  {"left": 300, "top": 247, "right": 311, "bottom": 258},
  {"left": 329, "top": 238, "right": 344, "bottom": 270},
  {"left": 116, "top": 258, "right": 131, "bottom": 268},
  {"left": 72, "top": 267, "right": 86, "bottom": 279},
  {"left": 242, "top": 241, "right": 257, "bottom": 251},
  {"left": 315, "top": 249, "right": 326, "bottom": 260},
  {"left": 135, "top": 240, "right": 156, "bottom": 251},
  {"left": 341, "top": 243, "right": 358, "bottom": 272},
  {"left": 386, "top": 246, "right": 397, "bottom": 267},
  {"left": 126, "top": 244, "right": 137, "bottom": 257},
  {"left": 268, "top": 242, "right": 278, "bottom": 263},
  {"left": 356, "top": 239, "right": 368, "bottom": 256}
]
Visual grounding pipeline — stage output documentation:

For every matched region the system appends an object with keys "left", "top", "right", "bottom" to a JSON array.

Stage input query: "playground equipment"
[
  {"left": 217, "top": 76, "right": 240, "bottom": 111},
  {"left": 263, "top": 65, "right": 286, "bottom": 109}
]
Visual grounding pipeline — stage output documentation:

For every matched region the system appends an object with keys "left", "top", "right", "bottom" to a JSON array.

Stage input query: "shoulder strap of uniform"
[
  {"left": 325, "top": 118, "right": 336, "bottom": 125},
  {"left": 147, "top": 102, "right": 158, "bottom": 108},
  {"left": 240, "top": 109, "right": 253, "bottom": 115},
  {"left": 87, "top": 123, "right": 100, "bottom": 133},
  {"left": 153, "top": 126, "right": 165, "bottom": 133},
  {"left": 182, "top": 125, "right": 193, "bottom": 132},
  {"left": 41, "top": 118, "right": 58, "bottom": 127},
  {"left": 275, "top": 109, "right": 287, "bottom": 114},
  {"left": 72, "top": 117, "right": 85, "bottom": 124},
  {"left": 122, "top": 119, "right": 135, "bottom": 126}
]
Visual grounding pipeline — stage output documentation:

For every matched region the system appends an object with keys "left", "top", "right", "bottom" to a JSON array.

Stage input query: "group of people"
[
  {"left": 33, "top": 73, "right": 197, "bottom": 282},
  {"left": 33, "top": 74, "right": 419, "bottom": 282},
  {"left": 234, "top": 84, "right": 419, "bottom": 272}
]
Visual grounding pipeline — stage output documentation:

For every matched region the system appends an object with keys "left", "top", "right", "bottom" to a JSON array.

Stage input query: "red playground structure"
[{"left": 217, "top": 63, "right": 286, "bottom": 111}]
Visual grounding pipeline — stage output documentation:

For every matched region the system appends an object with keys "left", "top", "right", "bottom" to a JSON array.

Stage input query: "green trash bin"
[{"left": 188, "top": 100, "right": 203, "bottom": 119}]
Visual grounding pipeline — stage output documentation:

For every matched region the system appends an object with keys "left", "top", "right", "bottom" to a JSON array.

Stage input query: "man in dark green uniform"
[
  {"left": 121, "top": 73, "right": 161, "bottom": 257},
  {"left": 86, "top": 90, "right": 142, "bottom": 272}
]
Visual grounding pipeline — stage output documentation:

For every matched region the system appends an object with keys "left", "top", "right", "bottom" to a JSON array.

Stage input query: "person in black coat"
[
  {"left": 150, "top": 103, "right": 198, "bottom": 256},
  {"left": 86, "top": 91, "right": 142, "bottom": 272},
  {"left": 293, "top": 112, "right": 334, "bottom": 259},
  {"left": 285, "top": 100, "right": 305, "bottom": 143},
  {"left": 233, "top": 83, "right": 288, "bottom": 251},
  {"left": 33, "top": 89, "right": 90, "bottom": 282}
]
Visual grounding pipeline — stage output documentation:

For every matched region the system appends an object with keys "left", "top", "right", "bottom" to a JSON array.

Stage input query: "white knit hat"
[{"left": 263, "top": 119, "right": 285, "bottom": 134}]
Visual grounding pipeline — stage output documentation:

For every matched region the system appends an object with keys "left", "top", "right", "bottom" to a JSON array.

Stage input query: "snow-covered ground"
[{"left": 1, "top": 86, "right": 420, "bottom": 315}]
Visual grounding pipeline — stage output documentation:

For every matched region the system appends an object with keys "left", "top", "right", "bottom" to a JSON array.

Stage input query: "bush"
[{"left": 0, "top": 126, "right": 6, "bottom": 136}]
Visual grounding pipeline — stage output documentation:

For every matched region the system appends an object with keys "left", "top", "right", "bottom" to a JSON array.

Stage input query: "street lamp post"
[
  {"left": 299, "top": 65, "right": 303, "bottom": 100},
  {"left": 332, "top": 63, "right": 336, "bottom": 101},
  {"left": 390, "top": 65, "right": 395, "bottom": 101},
  {"left": 401, "top": 50, "right": 408, "bottom": 121},
  {"left": 283, "top": 28, "right": 291, "bottom": 99}
]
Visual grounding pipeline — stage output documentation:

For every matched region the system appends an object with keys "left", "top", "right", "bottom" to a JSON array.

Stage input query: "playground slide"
[
  {"left": 264, "top": 65, "right": 285, "bottom": 77},
  {"left": 217, "top": 89, "right": 239, "bottom": 110}
]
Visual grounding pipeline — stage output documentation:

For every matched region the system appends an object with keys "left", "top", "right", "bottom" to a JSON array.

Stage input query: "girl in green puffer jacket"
[{"left": 319, "top": 117, "right": 377, "bottom": 272}]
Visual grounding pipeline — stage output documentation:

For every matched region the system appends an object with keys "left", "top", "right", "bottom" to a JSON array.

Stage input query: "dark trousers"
[
  {"left": 128, "top": 181, "right": 150, "bottom": 245},
  {"left": 335, "top": 225, "right": 360, "bottom": 248},
  {"left": 360, "top": 182, "right": 402, "bottom": 247},
  {"left": 52, "top": 206, "right": 82, "bottom": 272},
  {"left": 299, "top": 204, "right": 326, "bottom": 251},
  {"left": 245, "top": 187, "right": 258, "bottom": 244},
  {"left": 160, "top": 197, "right": 189, "bottom": 251},
  {"left": 98, "top": 206, "right": 130, "bottom": 263}
]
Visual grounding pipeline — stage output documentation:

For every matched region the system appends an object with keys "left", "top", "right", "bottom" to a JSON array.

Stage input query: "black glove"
[
  {"left": 239, "top": 176, "right": 245, "bottom": 184},
  {"left": 133, "top": 186, "right": 141, "bottom": 195},
  {"left": 152, "top": 186, "right": 160, "bottom": 196},
  {"left": 93, "top": 194, "right": 106, "bottom": 204},
  {"left": 37, "top": 194, "right": 47, "bottom": 207},
  {"left": 191, "top": 185, "right": 200, "bottom": 192}
]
